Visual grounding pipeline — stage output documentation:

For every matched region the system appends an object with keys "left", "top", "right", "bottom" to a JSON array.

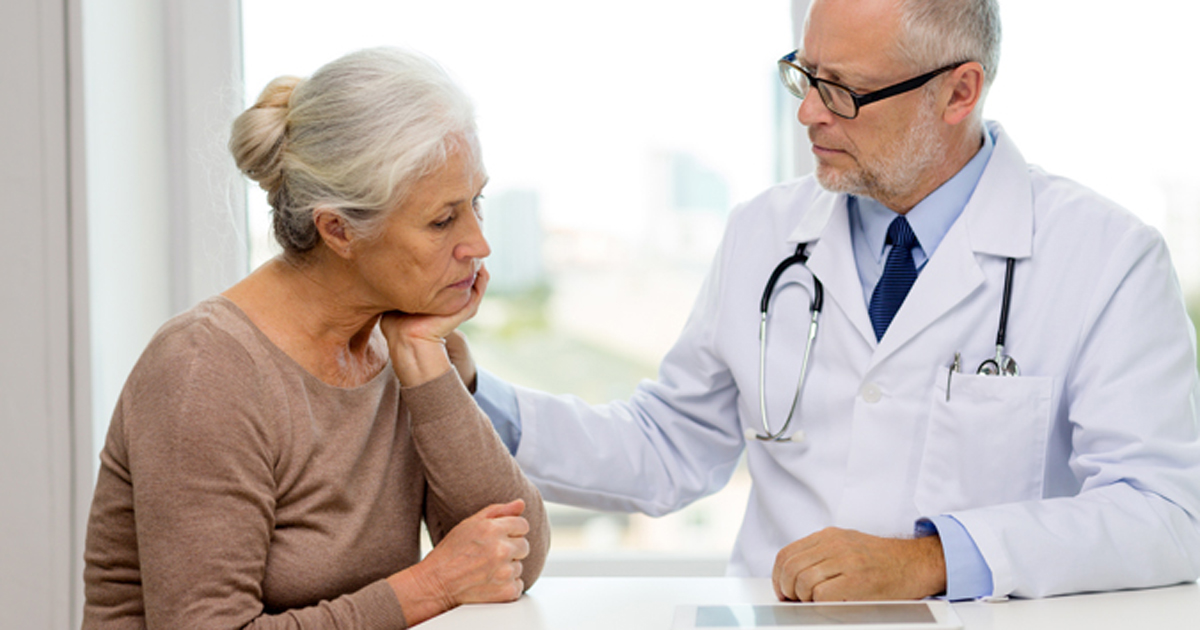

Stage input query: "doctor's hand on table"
[{"left": 773, "top": 527, "right": 946, "bottom": 602}]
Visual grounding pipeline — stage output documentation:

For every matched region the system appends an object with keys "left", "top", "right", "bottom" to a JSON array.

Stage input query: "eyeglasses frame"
[{"left": 778, "top": 51, "right": 971, "bottom": 120}]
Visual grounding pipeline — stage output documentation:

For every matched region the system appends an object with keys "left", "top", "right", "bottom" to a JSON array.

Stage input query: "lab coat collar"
[
  {"left": 964, "top": 121, "right": 1034, "bottom": 260},
  {"left": 796, "top": 194, "right": 879, "bottom": 345}
]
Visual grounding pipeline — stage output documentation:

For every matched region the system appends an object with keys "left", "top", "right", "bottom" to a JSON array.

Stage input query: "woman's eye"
[{"left": 433, "top": 214, "right": 455, "bottom": 229}]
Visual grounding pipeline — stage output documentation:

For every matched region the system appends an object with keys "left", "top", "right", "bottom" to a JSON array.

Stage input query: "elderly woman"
[{"left": 82, "top": 47, "right": 548, "bottom": 628}]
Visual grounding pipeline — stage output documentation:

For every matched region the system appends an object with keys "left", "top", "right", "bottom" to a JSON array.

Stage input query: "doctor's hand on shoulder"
[{"left": 772, "top": 528, "right": 946, "bottom": 602}]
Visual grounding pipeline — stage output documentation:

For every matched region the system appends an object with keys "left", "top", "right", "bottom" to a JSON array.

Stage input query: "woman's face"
[{"left": 353, "top": 141, "right": 490, "bottom": 316}]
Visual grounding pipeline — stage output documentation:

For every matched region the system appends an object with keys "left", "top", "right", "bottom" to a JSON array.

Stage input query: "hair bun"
[{"left": 228, "top": 75, "right": 304, "bottom": 196}]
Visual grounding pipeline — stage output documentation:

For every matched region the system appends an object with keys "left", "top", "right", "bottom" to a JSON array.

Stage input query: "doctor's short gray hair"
[
  {"left": 894, "top": 0, "right": 1001, "bottom": 90},
  {"left": 229, "top": 47, "right": 477, "bottom": 256}
]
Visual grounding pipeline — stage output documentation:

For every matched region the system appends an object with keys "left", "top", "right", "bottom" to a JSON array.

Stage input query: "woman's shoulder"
[
  {"left": 118, "top": 296, "right": 292, "bottom": 431},
  {"left": 138, "top": 296, "right": 277, "bottom": 379}
]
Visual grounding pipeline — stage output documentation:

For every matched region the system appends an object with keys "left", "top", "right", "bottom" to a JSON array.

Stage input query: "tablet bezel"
[{"left": 671, "top": 600, "right": 962, "bottom": 630}]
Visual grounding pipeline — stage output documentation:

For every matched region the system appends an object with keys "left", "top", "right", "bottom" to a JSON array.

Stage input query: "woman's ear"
[{"left": 313, "top": 207, "right": 354, "bottom": 259}]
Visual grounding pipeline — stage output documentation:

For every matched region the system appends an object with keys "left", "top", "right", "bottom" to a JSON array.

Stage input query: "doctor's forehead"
[{"left": 799, "top": 0, "right": 904, "bottom": 83}]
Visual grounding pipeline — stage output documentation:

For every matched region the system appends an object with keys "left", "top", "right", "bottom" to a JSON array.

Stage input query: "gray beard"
[{"left": 814, "top": 105, "right": 942, "bottom": 207}]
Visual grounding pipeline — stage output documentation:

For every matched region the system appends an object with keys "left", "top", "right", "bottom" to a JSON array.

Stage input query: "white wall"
[
  {"left": 0, "top": 0, "right": 90, "bottom": 627},
  {"left": 0, "top": 0, "right": 244, "bottom": 626}
]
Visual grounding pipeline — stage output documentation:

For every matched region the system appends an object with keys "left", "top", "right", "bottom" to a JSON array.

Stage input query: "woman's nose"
[{"left": 458, "top": 211, "right": 491, "bottom": 260}]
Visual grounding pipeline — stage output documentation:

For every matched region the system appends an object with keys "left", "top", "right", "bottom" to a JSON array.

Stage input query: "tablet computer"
[{"left": 672, "top": 601, "right": 962, "bottom": 630}]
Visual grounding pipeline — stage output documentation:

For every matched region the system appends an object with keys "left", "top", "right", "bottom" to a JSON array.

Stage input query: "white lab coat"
[{"left": 511, "top": 122, "right": 1200, "bottom": 597}]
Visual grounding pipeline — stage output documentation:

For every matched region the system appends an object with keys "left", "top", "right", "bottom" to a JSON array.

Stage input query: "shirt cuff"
[
  {"left": 474, "top": 367, "right": 522, "bottom": 456},
  {"left": 915, "top": 515, "right": 993, "bottom": 601}
]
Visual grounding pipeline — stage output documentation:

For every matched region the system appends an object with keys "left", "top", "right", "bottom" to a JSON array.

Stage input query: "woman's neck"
[{"left": 223, "top": 253, "right": 390, "bottom": 388}]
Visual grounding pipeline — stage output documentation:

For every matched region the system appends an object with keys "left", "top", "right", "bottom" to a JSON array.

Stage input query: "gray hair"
[
  {"left": 893, "top": 0, "right": 1001, "bottom": 91},
  {"left": 229, "top": 47, "right": 477, "bottom": 256}
]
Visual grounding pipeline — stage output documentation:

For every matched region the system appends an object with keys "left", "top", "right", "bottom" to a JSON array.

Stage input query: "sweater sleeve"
[
  {"left": 402, "top": 368, "right": 550, "bottom": 588},
  {"left": 83, "top": 322, "right": 409, "bottom": 630}
]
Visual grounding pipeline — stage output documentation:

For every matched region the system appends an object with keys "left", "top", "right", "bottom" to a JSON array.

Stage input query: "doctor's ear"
[
  {"left": 941, "top": 61, "right": 985, "bottom": 126},
  {"left": 313, "top": 207, "right": 354, "bottom": 259}
]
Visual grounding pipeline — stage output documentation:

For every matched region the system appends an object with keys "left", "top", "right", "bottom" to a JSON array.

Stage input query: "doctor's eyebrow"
[{"left": 797, "top": 56, "right": 863, "bottom": 89}]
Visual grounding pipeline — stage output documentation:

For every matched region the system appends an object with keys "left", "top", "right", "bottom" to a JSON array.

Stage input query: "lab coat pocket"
[{"left": 915, "top": 372, "right": 1053, "bottom": 515}]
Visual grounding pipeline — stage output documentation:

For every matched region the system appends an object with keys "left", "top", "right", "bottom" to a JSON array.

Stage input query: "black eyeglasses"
[{"left": 778, "top": 50, "right": 969, "bottom": 119}]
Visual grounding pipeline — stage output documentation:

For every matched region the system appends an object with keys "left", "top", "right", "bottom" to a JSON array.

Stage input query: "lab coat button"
[{"left": 860, "top": 383, "right": 882, "bottom": 403}]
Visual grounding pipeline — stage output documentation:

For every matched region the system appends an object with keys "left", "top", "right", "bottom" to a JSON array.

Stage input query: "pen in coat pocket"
[{"left": 946, "top": 352, "right": 961, "bottom": 402}]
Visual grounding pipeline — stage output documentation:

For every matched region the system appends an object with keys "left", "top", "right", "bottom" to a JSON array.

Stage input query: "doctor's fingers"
[
  {"left": 773, "top": 529, "right": 845, "bottom": 589},
  {"left": 778, "top": 556, "right": 844, "bottom": 602},
  {"left": 773, "top": 539, "right": 838, "bottom": 601}
]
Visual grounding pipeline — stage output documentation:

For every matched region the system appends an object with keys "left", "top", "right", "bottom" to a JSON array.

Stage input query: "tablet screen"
[{"left": 695, "top": 603, "right": 937, "bottom": 627}]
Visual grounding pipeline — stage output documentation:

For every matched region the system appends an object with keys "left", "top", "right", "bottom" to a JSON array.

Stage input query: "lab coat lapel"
[
  {"left": 788, "top": 193, "right": 877, "bottom": 346},
  {"left": 870, "top": 220, "right": 984, "bottom": 363},
  {"left": 869, "top": 122, "right": 1033, "bottom": 366}
]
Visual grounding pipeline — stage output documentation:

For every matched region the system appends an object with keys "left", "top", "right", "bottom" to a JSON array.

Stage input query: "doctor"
[{"left": 464, "top": 0, "right": 1200, "bottom": 601}]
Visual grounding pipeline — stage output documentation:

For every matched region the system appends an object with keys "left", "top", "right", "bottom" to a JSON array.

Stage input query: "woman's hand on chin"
[{"left": 379, "top": 265, "right": 489, "bottom": 387}]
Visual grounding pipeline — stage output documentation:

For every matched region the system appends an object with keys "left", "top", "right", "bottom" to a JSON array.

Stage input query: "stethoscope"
[
  {"left": 749, "top": 243, "right": 823, "bottom": 443},
  {"left": 975, "top": 257, "right": 1019, "bottom": 376},
  {"left": 748, "top": 244, "right": 1019, "bottom": 444}
]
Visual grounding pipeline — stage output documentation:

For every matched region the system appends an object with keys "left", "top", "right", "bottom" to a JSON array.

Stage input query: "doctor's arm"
[
  {"left": 469, "top": 226, "right": 749, "bottom": 515},
  {"left": 444, "top": 330, "right": 524, "bottom": 455},
  {"left": 951, "top": 224, "right": 1200, "bottom": 598}
]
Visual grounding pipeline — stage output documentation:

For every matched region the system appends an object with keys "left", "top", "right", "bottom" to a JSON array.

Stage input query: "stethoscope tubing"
[
  {"left": 754, "top": 245, "right": 1019, "bottom": 442},
  {"left": 977, "top": 257, "right": 1019, "bottom": 376},
  {"left": 754, "top": 243, "right": 822, "bottom": 442},
  {"left": 996, "top": 257, "right": 1015, "bottom": 348}
]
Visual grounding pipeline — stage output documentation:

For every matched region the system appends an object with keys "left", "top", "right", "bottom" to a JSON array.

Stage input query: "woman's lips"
[{"left": 449, "top": 273, "right": 476, "bottom": 290}]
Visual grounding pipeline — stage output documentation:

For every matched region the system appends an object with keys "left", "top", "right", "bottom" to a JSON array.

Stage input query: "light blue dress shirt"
[{"left": 476, "top": 128, "right": 998, "bottom": 600}]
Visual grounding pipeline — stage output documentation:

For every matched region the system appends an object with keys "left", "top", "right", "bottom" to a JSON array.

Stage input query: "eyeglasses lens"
[
  {"left": 818, "top": 84, "right": 856, "bottom": 118},
  {"left": 779, "top": 64, "right": 808, "bottom": 100},
  {"left": 779, "top": 63, "right": 857, "bottom": 119}
]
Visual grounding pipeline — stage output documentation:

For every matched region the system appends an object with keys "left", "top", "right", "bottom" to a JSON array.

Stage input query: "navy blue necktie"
[{"left": 869, "top": 216, "right": 919, "bottom": 341}]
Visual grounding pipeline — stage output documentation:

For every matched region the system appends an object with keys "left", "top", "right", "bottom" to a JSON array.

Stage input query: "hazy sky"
[{"left": 244, "top": 1, "right": 1200, "bottom": 265}]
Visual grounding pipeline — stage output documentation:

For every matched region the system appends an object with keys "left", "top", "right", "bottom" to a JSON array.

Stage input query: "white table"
[{"left": 420, "top": 577, "right": 1200, "bottom": 629}]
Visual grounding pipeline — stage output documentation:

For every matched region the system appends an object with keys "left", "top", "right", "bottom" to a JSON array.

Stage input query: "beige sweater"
[{"left": 83, "top": 296, "right": 548, "bottom": 628}]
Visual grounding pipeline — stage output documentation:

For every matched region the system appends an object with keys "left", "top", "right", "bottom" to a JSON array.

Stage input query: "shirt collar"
[{"left": 854, "top": 128, "right": 995, "bottom": 263}]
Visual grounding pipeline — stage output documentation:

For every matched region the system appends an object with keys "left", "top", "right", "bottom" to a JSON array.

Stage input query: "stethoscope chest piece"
[{"left": 977, "top": 352, "right": 1019, "bottom": 376}]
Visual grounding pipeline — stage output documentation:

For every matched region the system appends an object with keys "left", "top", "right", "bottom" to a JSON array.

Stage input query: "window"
[
  {"left": 241, "top": 1, "right": 1200, "bottom": 573},
  {"left": 242, "top": 0, "right": 793, "bottom": 572}
]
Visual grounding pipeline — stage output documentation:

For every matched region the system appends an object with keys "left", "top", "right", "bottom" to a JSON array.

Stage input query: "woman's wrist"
[
  {"left": 388, "top": 561, "right": 455, "bottom": 626},
  {"left": 389, "top": 338, "right": 453, "bottom": 387}
]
